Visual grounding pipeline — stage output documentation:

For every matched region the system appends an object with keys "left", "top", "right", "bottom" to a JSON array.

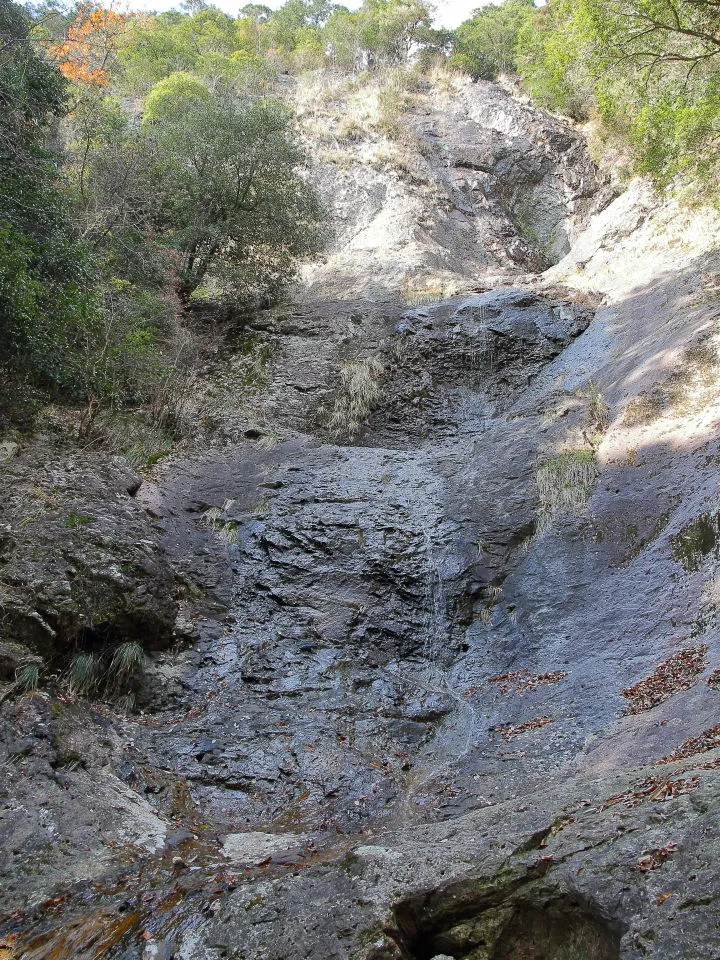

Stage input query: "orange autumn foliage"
[{"left": 51, "top": 5, "right": 128, "bottom": 87}]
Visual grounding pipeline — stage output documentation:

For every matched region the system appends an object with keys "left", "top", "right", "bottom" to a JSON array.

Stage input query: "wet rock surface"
[{"left": 3, "top": 82, "right": 720, "bottom": 960}]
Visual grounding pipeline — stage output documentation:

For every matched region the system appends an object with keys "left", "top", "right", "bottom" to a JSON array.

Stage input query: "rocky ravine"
[{"left": 3, "top": 78, "right": 720, "bottom": 960}]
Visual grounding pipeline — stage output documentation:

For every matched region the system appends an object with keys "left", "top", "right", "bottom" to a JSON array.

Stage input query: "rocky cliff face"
[
  {"left": 3, "top": 76, "right": 720, "bottom": 960},
  {"left": 294, "top": 72, "right": 610, "bottom": 299}
]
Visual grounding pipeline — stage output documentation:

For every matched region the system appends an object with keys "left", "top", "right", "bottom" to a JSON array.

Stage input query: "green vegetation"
[
  {"left": 3, "top": 0, "right": 719, "bottom": 432},
  {"left": 0, "top": 0, "right": 100, "bottom": 408},
  {"left": 476, "top": 0, "right": 720, "bottom": 193},
  {"left": 2, "top": 638, "right": 148, "bottom": 705},
  {"left": 67, "top": 651, "right": 101, "bottom": 695},
  {"left": 450, "top": 0, "right": 536, "bottom": 79},
  {"left": 109, "top": 641, "right": 145, "bottom": 685},
  {"left": 0, "top": 0, "right": 325, "bottom": 426},
  {"left": 67, "top": 642, "right": 146, "bottom": 697},
  {"left": 64, "top": 513, "right": 94, "bottom": 528},
  {"left": 117, "top": 0, "right": 436, "bottom": 82},
  {"left": 448, "top": 0, "right": 720, "bottom": 197},
  {"left": 671, "top": 511, "right": 720, "bottom": 573},
  {"left": 201, "top": 503, "right": 241, "bottom": 543},
  {"left": 15, "top": 663, "right": 40, "bottom": 693}
]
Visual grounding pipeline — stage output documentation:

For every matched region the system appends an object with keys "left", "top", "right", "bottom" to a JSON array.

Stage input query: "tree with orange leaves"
[{"left": 51, "top": 4, "right": 127, "bottom": 87}]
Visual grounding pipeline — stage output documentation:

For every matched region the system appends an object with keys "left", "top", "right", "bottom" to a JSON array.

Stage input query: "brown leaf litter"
[
  {"left": 621, "top": 645, "right": 708, "bottom": 714},
  {"left": 635, "top": 843, "right": 678, "bottom": 872},
  {"left": 494, "top": 715, "right": 553, "bottom": 740},
  {"left": 656, "top": 722, "right": 720, "bottom": 764},
  {"left": 488, "top": 670, "right": 568, "bottom": 694},
  {"left": 603, "top": 775, "right": 699, "bottom": 809}
]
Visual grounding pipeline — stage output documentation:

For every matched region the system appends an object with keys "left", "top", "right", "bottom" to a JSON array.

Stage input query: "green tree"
[
  {"left": 577, "top": 0, "right": 720, "bottom": 75},
  {"left": 514, "top": 0, "right": 720, "bottom": 187},
  {"left": 265, "top": 0, "right": 337, "bottom": 51},
  {"left": 324, "top": 6, "right": 363, "bottom": 69},
  {"left": 358, "top": 0, "right": 433, "bottom": 64},
  {"left": 515, "top": 0, "right": 596, "bottom": 119},
  {"left": 451, "top": 0, "right": 537, "bottom": 79},
  {"left": 119, "top": 7, "right": 243, "bottom": 89},
  {"left": 240, "top": 4, "right": 272, "bottom": 24},
  {"left": 96, "top": 75, "right": 325, "bottom": 305},
  {"left": 0, "top": 0, "right": 100, "bottom": 400}
]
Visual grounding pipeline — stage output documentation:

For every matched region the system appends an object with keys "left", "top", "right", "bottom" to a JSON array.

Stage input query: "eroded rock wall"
[
  {"left": 295, "top": 72, "right": 611, "bottom": 299},
  {"left": 3, "top": 79, "right": 720, "bottom": 960}
]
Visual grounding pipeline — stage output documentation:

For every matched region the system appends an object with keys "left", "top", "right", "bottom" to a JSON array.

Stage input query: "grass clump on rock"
[
  {"left": 66, "top": 642, "right": 146, "bottom": 699},
  {"left": 67, "top": 652, "right": 101, "bottom": 696},
  {"left": 535, "top": 449, "right": 597, "bottom": 534},
  {"left": 328, "top": 357, "right": 384, "bottom": 439},
  {"left": 15, "top": 664, "right": 40, "bottom": 693},
  {"left": 109, "top": 642, "right": 145, "bottom": 685}
]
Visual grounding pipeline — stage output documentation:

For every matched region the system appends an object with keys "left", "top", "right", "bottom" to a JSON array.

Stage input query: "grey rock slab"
[
  {"left": 221, "top": 831, "right": 313, "bottom": 865},
  {"left": 4, "top": 80, "right": 720, "bottom": 960}
]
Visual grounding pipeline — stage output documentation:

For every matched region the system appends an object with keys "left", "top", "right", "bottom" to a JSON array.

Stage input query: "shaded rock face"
[
  {"left": 0, "top": 453, "right": 177, "bottom": 657},
  {"left": 4, "top": 84, "right": 720, "bottom": 960},
  {"left": 392, "top": 880, "right": 623, "bottom": 960}
]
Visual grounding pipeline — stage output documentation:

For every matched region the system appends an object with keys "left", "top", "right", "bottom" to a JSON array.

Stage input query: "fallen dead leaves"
[
  {"left": 635, "top": 843, "right": 678, "bottom": 872},
  {"left": 656, "top": 722, "right": 720, "bottom": 764},
  {"left": 603, "top": 775, "right": 699, "bottom": 809},
  {"left": 604, "top": 748, "right": 720, "bottom": 810},
  {"left": 707, "top": 669, "right": 720, "bottom": 689},
  {"left": 622, "top": 645, "right": 708, "bottom": 714},
  {"left": 488, "top": 670, "right": 568, "bottom": 694},
  {"left": 494, "top": 715, "right": 553, "bottom": 740}
]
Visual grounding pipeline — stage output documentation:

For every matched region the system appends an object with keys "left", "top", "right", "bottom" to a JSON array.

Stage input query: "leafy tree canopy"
[
  {"left": 89, "top": 78, "right": 326, "bottom": 304},
  {"left": 514, "top": 0, "right": 720, "bottom": 189},
  {"left": 451, "top": 0, "right": 537, "bottom": 79}
]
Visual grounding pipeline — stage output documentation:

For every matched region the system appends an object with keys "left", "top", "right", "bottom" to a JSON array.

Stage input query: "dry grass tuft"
[
  {"left": 583, "top": 379, "right": 610, "bottom": 432},
  {"left": 535, "top": 449, "right": 597, "bottom": 533},
  {"left": 328, "top": 357, "right": 384, "bottom": 439},
  {"left": 200, "top": 499, "right": 240, "bottom": 543}
]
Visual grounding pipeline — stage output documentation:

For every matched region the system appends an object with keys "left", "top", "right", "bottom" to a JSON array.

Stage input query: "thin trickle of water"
[
  {"left": 421, "top": 526, "right": 446, "bottom": 661},
  {"left": 383, "top": 521, "right": 478, "bottom": 823}
]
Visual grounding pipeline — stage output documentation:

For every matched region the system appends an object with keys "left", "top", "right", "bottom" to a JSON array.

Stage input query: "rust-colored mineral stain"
[
  {"left": 16, "top": 910, "right": 140, "bottom": 960},
  {"left": 0, "top": 934, "right": 19, "bottom": 960}
]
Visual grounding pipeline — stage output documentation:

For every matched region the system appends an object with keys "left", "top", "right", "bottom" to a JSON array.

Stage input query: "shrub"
[{"left": 130, "top": 80, "right": 326, "bottom": 305}]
